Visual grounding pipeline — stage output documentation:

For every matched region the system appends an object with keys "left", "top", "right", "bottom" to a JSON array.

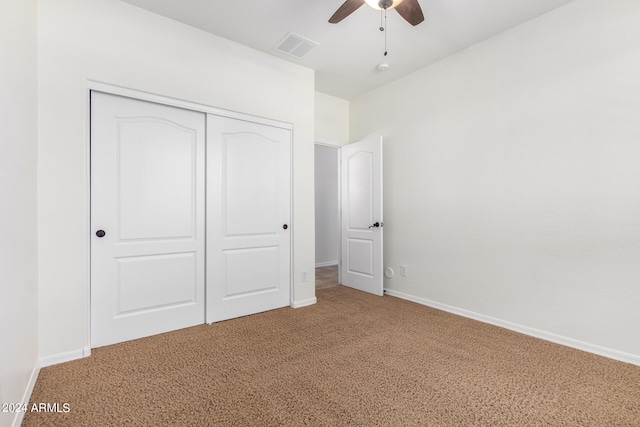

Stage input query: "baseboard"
[
  {"left": 291, "top": 297, "right": 317, "bottom": 309},
  {"left": 11, "top": 361, "right": 40, "bottom": 427},
  {"left": 315, "top": 261, "right": 338, "bottom": 268},
  {"left": 384, "top": 288, "right": 640, "bottom": 367},
  {"left": 39, "top": 346, "right": 91, "bottom": 368}
]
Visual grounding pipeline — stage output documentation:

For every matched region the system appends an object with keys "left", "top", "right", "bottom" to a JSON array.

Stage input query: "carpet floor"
[{"left": 24, "top": 286, "right": 640, "bottom": 426}]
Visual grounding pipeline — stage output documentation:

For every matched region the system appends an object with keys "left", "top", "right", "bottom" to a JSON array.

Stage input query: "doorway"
[
  {"left": 314, "top": 143, "right": 340, "bottom": 289},
  {"left": 314, "top": 138, "right": 384, "bottom": 295}
]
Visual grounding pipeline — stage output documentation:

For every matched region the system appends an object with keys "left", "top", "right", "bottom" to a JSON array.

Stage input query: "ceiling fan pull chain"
[
  {"left": 376, "top": 3, "right": 391, "bottom": 56},
  {"left": 384, "top": 8, "right": 388, "bottom": 56}
]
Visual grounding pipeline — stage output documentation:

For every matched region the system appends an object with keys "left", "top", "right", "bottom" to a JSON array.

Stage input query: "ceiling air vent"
[{"left": 274, "top": 32, "right": 319, "bottom": 59}]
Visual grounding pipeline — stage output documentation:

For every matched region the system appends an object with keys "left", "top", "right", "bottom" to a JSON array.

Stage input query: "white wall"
[
  {"left": 315, "top": 91, "right": 349, "bottom": 144},
  {"left": 37, "top": 0, "right": 315, "bottom": 360},
  {"left": 315, "top": 145, "right": 340, "bottom": 266},
  {"left": 350, "top": 0, "right": 640, "bottom": 361},
  {"left": 0, "top": 1, "right": 40, "bottom": 426}
]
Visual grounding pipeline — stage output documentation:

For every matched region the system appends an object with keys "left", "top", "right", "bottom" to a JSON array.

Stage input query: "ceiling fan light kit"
[{"left": 365, "top": 0, "right": 404, "bottom": 11}]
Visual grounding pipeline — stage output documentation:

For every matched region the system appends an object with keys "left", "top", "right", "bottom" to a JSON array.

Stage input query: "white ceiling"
[{"left": 120, "top": 0, "right": 575, "bottom": 100}]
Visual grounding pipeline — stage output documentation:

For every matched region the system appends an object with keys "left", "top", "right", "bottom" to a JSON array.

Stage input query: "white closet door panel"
[
  {"left": 223, "top": 133, "right": 279, "bottom": 236},
  {"left": 117, "top": 120, "right": 197, "bottom": 240},
  {"left": 223, "top": 247, "right": 280, "bottom": 298},
  {"left": 207, "top": 114, "right": 291, "bottom": 323},
  {"left": 91, "top": 92, "right": 205, "bottom": 348},
  {"left": 116, "top": 252, "right": 197, "bottom": 314}
]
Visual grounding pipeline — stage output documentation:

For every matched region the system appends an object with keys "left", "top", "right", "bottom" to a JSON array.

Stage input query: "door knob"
[
  {"left": 283, "top": 224, "right": 288, "bottom": 230},
  {"left": 96, "top": 230, "right": 106, "bottom": 238},
  {"left": 368, "top": 222, "right": 380, "bottom": 229}
]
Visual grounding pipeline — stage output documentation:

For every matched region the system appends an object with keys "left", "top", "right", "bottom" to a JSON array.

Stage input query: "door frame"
[
  {"left": 314, "top": 138, "right": 384, "bottom": 293},
  {"left": 86, "top": 81, "right": 294, "bottom": 347},
  {"left": 314, "top": 140, "right": 343, "bottom": 285}
]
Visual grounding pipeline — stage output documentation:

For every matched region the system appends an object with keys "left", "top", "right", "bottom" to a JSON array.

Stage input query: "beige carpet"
[{"left": 24, "top": 286, "right": 640, "bottom": 426}]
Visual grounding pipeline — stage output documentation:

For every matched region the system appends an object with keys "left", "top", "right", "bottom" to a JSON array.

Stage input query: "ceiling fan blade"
[
  {"left": 329, "top": 0, "right": 366, "bottom": 24},
  {"left": 395, "top": 0, "right": 425, "bottom": 26}
]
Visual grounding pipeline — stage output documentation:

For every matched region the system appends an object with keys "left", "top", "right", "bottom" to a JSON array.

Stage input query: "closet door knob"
[
  {"left": 283, "top": 224, "right": 288, "bottom": 230},
  {"left": 96, "top": 230, "right": 106, "bottom": 238}
]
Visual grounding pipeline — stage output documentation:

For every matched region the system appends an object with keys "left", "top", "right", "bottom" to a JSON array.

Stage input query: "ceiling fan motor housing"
[
  {"left": 375, "top": 0, "right": 404, "bottom": 9},
  {"left": 364, "top": 0, "right": 404, "bottom": 10}
]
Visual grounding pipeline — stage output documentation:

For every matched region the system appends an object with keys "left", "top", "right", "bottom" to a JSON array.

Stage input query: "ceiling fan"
[{"left": 329, "top": 0, "right": 425, "bottom": 26}]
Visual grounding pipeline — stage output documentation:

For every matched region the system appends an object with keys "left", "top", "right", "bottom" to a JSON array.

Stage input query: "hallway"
[{"left": 315, "top": 265, "right": 338, "bottom": 289}]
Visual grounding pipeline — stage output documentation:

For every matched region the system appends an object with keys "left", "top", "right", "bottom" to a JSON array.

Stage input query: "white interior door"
[
  {"left": 91, "top": 92, "right": 205, "bottom": 347},
  {"left": 206, "top": 114, "right": 291, "bottom": 323},
  {"left": 341, "top": 137, "right": 383, "bottom": 296}
]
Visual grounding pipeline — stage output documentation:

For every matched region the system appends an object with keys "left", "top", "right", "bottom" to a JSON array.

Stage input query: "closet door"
[
  {"left": 91, "top": 92, "right": 205, "bottom": 347},
  {"left": 206, "top": 114, "right": 291, "bottom": 323}
]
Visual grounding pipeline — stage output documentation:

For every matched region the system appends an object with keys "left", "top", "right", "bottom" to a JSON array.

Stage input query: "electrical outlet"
[
  {"left": 401, "top": 265, "right": 407, "bottom": 277},
  {"left": 301, "top": 271, "right": 308, "bottom": 282}
]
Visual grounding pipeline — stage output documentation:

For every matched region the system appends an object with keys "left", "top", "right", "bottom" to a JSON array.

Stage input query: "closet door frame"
[{"left": 85, "top": 81, "right": 294, "bottom": 348}]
